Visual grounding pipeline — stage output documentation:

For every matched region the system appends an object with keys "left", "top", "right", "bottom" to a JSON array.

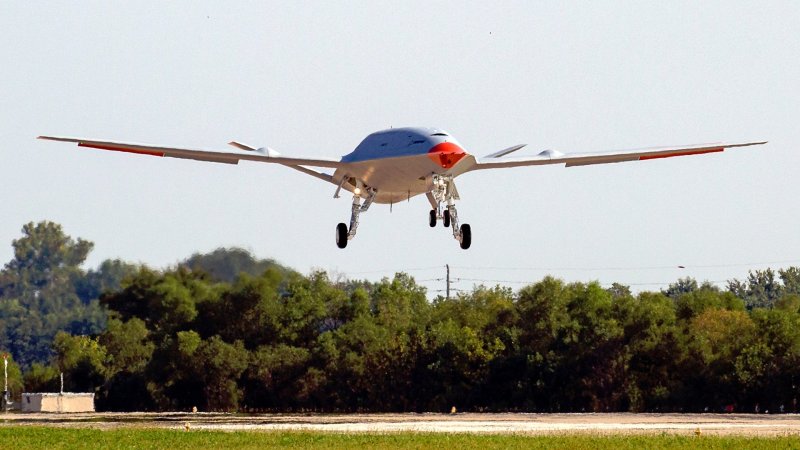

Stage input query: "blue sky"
[{"left": 1, "top": 2, "right": 798, "bottom": 295}]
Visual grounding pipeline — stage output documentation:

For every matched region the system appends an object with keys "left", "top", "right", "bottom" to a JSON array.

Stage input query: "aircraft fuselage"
[{"left": 332, "top": 127, "right": 475, "bottom": 204}]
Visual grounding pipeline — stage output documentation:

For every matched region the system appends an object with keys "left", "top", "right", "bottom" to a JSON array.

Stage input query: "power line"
[
  {"left": 336, "top": 260, "right": 800, "bottom": 281},
  {"left": 344, "top": 265, "right": 445, "bottom": 275},
  {"left": 340, "top": 259, "right": 799, "bottom": 296},
  {"left": 441, "top": 277, "right": 733, "bottom": 289},
  {"left": 449, "top": 259, "right": 800, "bottom": 272}
]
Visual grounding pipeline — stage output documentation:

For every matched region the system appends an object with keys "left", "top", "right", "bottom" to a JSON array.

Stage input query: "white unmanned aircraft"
[{"left": 39, "top": 128, "right": 765, "bottom": 249}]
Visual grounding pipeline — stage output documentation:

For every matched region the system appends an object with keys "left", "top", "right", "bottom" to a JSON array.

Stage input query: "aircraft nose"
[{"left": 428, "top": 142, "right": 466, "bottom": 169}]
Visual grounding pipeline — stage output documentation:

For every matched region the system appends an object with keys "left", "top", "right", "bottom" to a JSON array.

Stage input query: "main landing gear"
[
  {"left": 428, "top": 174, "right": 471, "bottom": 249},
  {"left": 336, "top": 185, "right": 376, "bottom": 249},
  {"left": 333, "top": 176, "right": 471, "bottom": 250}
]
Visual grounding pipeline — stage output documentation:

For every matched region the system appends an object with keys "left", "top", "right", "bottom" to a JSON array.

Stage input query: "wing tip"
[
  {"left": 37, "top": 136, "right": 80, "bottom": 143},
  {"left": 725, "top": 140, "right": 768, "bottom": 149}
]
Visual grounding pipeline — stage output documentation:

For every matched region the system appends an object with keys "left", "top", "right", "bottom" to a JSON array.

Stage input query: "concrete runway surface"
[{"left": 1, "top": 412, "right": 799, "bottom": 435}]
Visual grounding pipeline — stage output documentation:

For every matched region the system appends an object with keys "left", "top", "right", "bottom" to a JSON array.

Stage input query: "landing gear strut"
[
  {"left": 428, "top": 174, "right": 471, "bottom": 249},
  {"left": 335, "top": 185, "right": 376, "bottom": 249}
]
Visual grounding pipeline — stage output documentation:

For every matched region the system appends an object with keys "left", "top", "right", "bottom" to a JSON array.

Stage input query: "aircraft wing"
[
  {"left": 37, "top": 136, "right": 347, "bottom": 169},
  {"left": 469, "top": 141, "right": 766, "bottom": 171}
]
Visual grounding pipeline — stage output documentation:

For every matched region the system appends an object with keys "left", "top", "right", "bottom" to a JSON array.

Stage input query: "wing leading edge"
[
  {"left": 37, "top": 136, "right": 347, "bottom": 170},
  {"left": 470, "top": 141, "right": 766, "bottom": 171}
]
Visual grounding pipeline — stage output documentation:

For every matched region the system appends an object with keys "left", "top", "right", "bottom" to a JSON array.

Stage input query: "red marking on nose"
[{"left": 427, "top": 142, "right": 466, "bottom": 169}]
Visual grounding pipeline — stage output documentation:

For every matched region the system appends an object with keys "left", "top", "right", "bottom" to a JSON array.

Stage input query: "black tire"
[
  {"left": 443, "top": 209, "right": 451, "bottom": 228},
  {"left": 336, "top": 223, "right": 348, "bottom": 248},
  {"left": 429, "top": 209, "right": 437, "bottom": 227},
  {"left": 459, "top": 224, "right": 471, "bottom": 249}
]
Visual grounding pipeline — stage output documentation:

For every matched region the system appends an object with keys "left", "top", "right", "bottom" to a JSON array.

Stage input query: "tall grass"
[{"left": 0, "top": 427, "right": 798, "bottom": 449}]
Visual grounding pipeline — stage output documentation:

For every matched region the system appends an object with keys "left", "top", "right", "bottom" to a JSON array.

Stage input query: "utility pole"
[
  {"left": 3, "top": 353, "right": 8, "bottom": 411},
  {"left": 446, "top": 264, "right": 451, "bottom": 300}
]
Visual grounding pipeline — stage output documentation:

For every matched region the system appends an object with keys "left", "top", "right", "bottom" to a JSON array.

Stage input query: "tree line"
[{"left": 2, "top": 221, "right": 800, "bottom": 413}]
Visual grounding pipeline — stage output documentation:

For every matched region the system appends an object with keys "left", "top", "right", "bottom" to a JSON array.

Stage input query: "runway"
[{"left": 2, "top": 412, "right": 799, "bottom": 435}]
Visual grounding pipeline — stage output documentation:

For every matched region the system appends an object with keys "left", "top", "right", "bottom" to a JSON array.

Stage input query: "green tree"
[
  {"left": 674, "top": 287, "right": 744, "bottom": 322},
  {"left": 243, "top": 344, "right": 311, "bottom": 410},
  {"left": 779, "top": 267, "right": 800, "bottom": 296},
  {"left": 195, "top": 336, "right": 249, "bottom": 411},
  {"left": 7, "top": 231, "right": 799, "bottom": 416},
  {"left": 99, "top": 318, "right": 154, "bottom": 376},
  {"left": 196, "top": 269, "right": 282, "bottom": 347},
  {"left": 277, "top": 272, "right": 331, "bottom": 346},
  {"left": 662, "top": 277, "right": 699, "bottom": 299},
  {"left": 682, "top": 309, "right": 757, "bottom": 409},
  {"left": 728, "top": 269, "right": 783, "bottom": 309},
  {"left": 323, "top": 314, "right": 392, "bottom": 410},
  {"left": 562, "top": 282, "right": 628, "bottom": 412},
  {"left": 745, "top": 308, "right": 800, "bottom": 409},
  {"left": 0, "top": 221, "right": 93, "bottom": 296},
  {"left": 0, "top": 221, "right": 104, "bottom": 367},
  {"left": 22, "top": 363, "right": 59, "bottom": 393},
  {"left": 0, "top": 354, "right": 23, "bottom": 403},
  {"left": 622, "top": 292, "right": 681, "bottom": 411},
  {"left": 102, "top": 267, "right": 218, "bottom": 338},
  {"left": 146, "top": 330, "right": 204, "bottom": 410},
  {"left": 423, "top": 317, "right": 504, "bottom": 411},
  {"left": 776, "top": 294, "right": 800, "bottom": 313},
  {"left": 147, "top": 331, "right": 248, "bottom": 411},
  {"left": 371, "top": 273, "right": 430, "bottom": 333},
  {"left": 512, "top": 277, "right": 572, "bottom": 411},
  {"left": 75, "top": 259, "right": 139, "bottom": 304},
  {"left": 182, "top": 247, "right": 289, "bottom": 283},
  {"left": 52, "top": 332, "right": 108, "bottom": 392}
]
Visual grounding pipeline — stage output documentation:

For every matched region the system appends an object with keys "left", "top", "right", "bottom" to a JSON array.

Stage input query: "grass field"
[{"left": 1, "top": 427, "right": 800, "bottom": 449}]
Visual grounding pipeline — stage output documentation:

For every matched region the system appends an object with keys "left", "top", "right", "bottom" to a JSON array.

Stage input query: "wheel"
[
  {"left": 443, "top": 209, "right": 451, "bottom": 228},
  {"left": 336, "top": 223, "right": 348, "bottom": 248},
  {"left": 459, "top": 224, "right": 471, "bottom": 249},
  {"left": 429, "top": 209, "right": 437, "bottom": 227}
]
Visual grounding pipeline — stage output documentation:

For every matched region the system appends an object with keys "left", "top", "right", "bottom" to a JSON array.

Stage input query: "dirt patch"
[{"left": 1, "top": 412, "right": 799, "bottom": 436}]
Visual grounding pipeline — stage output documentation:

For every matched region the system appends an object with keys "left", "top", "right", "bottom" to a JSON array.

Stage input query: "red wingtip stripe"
[
  {"left": 638, "top": 148, "right": 723, "bottom": 161},
  {"left": 78, "top": 142, "right": 165, "bottom": 157}
]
